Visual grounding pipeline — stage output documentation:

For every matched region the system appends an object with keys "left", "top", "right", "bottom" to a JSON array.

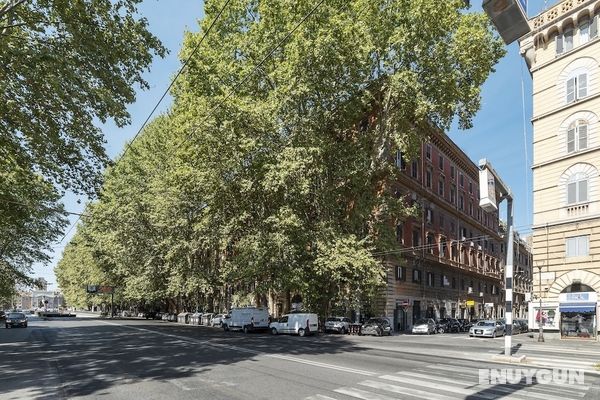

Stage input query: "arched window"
[
  {"left": 567, "top": 119, "right": 588, "bottom": 153},
  {"left": 580, "top": 19, "right": 590, "bottom": 44},
  {"left": 567, "top": 172, "right": 588, "bottom": 204},
  {"left": 558, "top": 58, "right": 597, "bottom": 105}
]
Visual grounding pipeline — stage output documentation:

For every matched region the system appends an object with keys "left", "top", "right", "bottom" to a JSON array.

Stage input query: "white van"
[
  {"left": 269, "top": 313, "right": 318, "bottom": 337},
  {"left": 222, "top": 307, "right": 269, "bottom": 333}
]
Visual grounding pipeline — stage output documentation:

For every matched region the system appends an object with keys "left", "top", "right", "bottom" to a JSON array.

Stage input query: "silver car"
[
  {"left": 324, "top": 317, "right": 351, "bottom": 334},
  {"left": 469, "top": 320, "right": 505, "bottom": 338},
  {"left": 412, "top": 318, "right": 436, "bottom": 335}
]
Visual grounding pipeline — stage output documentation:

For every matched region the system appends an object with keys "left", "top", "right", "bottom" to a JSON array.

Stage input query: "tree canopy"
[
  {"left": 56, "top": 0, "right": 505, "bottom": 316},
  {"left": 0, "top": 0, "right": 166, "bottom": 295}
]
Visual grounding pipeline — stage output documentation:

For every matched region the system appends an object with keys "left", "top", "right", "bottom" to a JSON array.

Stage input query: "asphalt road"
[{"left": 1, "top": 317, "right": 599, "bottom": 400}]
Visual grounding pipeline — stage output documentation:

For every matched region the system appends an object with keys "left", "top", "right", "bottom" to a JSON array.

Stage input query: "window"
[
  {"left": 426, "top": 233, "right": 435, "bottom": 254},
  {"left": 450, "top": 165, "right": 455, "bottom": 180},
  {"left": 566, "top": 235, "right": 589, "bottom": 257},
  {"left": 426, "top": 144, "right": 432, "bottom": 160},
  {"left": 566, "top": 73, "right": 587, "bottom": 103},
  {"left": 452, "top": 277, "right": 457, "bottom": 289},
  {"left": 439, "top": 214, "right": 445, "bottom": 230},
  {"left": 411, "top": 160, "right": 418, "bottom": 179},
  {"left": 469, "top": 201, "right": 473, "bottom": 217},
  {"left": 427, "top": 272, "right": 434, "bottom": 287},
  {"left": 395, "top": 224, "right": 403, "bottom": 243},
  {"left": 413, "top": 269, "right": 422, "bottom": 283},
  {"left": 440, "top": 238, "right": 447, "bottom": 256},
  {"left": 580, "top": 20, "right": 590, "bottom": 44},
  {"left": 557, "top": 28, "right": 574, "bottom": 54},
  {"left": 426, "top": 168, "right": 432, "bottom": 188},
  {"left": 567, "top": 172, "right": 588, "bottom": 204},
  {"left": 461, "top": 279, "right": 465, "bottom": 290},
  {"left": 412, "top": 229, "right": 421, "bottom": 247},
  {"left": 441, "top": 274, "right": 450, "bottom": 287},
  {"left": 425, "top": 208, "right": 434, "bottom": 225},
  {"left": 438, "top": 155, "right": 444, "bottom": 170},
  {"left": 468, "top": 181, "right": 473, "bottom": 194},
  {"left": 450, "top": 184, "right": 456, "bottom": 204},
  {"left": 396, "top": 266, "right": 406, "bottom": 281},
  {"left": 459, "top": 194, "right": 464, "bottom": 211},
  {"left": 395, "top": 150, "right": 406, "bottom": 170},
  {"left": 567, "top": 120, "right": 588, "bottom": 153},
  {"left": 438, "top": 176, "right": 445, "bottom": 196},
  {"left": 459, "top": 172, "right": 464, "bottom": 187}
]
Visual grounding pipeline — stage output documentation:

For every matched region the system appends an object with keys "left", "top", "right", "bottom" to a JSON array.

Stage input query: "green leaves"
[{"left": 56, "top": 0, "right": 504, "bottom": 314}]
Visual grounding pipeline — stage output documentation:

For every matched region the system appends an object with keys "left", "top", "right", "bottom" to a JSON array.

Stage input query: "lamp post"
[
  {"left": 478, "top": 159, "right": 514, "bottom": 357},
  {"left": 536, "top": 262, "right": 545, "bottom": 342}
]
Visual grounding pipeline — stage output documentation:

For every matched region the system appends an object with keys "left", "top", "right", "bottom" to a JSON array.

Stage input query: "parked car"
[
  {"left": 469, "top": 320, "right": 505, "bottom": 338},
  {"left": 456, "top": 319, "right": 471, "bottom": 332},
  {"left": 324, "top": 317, "right": 351, "bottom": 334},
  {"left": 436, "top": 318, "right": 460, "bottom": 333},
  {"left": 5, "top": 312, "right": 27, "bottom": 328},
  {"left": 361, "top": 317, "right": 392, "bottom": 336},
  {"left": 210, "top": 313, "right": 227, "bottom": 327},
  {"left": 412, "top": 318, "right": 437, "bottom": 335},
  {"left": 223, "top": 307, "right": 270, "bottom": 333},
  {"left": 0, "top": 311, "right": 5, "bottom": 320},
  {"left": 513, "top": 319, "right": 528, "bottom": 334},
  {"left": 269, "top": 313, "right": 319, "bottom": 336}
]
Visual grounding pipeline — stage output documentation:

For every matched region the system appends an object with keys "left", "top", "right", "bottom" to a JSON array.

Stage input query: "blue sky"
[{"left": 34, "top": 0, "right": 553, "bottom": 288}]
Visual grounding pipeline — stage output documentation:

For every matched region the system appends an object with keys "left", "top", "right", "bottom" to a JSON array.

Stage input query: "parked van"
[
  {"left": 269, "top": 313, "right": 318, "bottom": 337},
  {"left": 222, "top": 307, "right": 269, "bottom": 333}
]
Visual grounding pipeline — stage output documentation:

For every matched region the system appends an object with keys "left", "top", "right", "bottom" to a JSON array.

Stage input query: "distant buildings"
[{"left": 520, "top": 0, "right": 600, "bottom": 339}]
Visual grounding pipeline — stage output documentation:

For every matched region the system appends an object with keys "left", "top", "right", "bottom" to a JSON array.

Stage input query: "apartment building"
[
  {"left": 383, "top": 127, "right": 532, "bottom": 332},
  {"left": 520, "top": 0, "right": 600, "bottom": 339}
]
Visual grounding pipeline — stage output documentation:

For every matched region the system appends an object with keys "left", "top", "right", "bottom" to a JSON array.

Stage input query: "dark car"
[
  {"left": 457, "top": 319, "right": 472, "bottom": 332},
  {"left": 513, "top": 319, "right": 528, "bottom": 334},
  {"left": 5, "top": 312, "right": 27, "bottom": 328},
  {"left": 0, "top": 311, "right": 5, "bottom": 320},
  {"left": 361, "top": 318, "right": 392, "bottom": 336},
  {"left": 437, "top": 318, "right": 460, "bottom": 333}
]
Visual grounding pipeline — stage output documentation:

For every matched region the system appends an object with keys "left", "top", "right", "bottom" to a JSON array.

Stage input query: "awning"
[{"left": 559, "top": 303, "right": 597, "bottom": 313}]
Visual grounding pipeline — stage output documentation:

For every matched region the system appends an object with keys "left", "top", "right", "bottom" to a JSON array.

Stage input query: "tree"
[
  {"left": 0, "top": 0, "right": 166, "bottom": 195},
  {"left": 0, "top": 0, "right": 166, "bottom": 295},
  {"left": 56, "top": 0, "right": 505, "bottom": 316}
]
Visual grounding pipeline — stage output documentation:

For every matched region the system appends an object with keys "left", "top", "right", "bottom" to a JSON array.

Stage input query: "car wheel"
[
  {"left": 298, "top": 328, "right": 306, "bottom": 337},
  {"left": 492, "top": 331, "right": 496, "bottom": 338},
  {"left": 223, "top": 324, "right": 229, "bottom": 332},
  {"left": 340, "top": 327, "right": 347, "bottom": 335},
  {"left": 438, "top": 328, "right": 444, "bottom": 334},
  {"left": 427, "top": 330, "right": 431, "bottom": 335},
  {"left": 469, "top": 334, "right": 473, "bottom": 337},
  {"left": 271, "top": 327, "right": 278, "bottom": 335},
  {"left": 24, "top": 323, "right": 27, "bottom": 328},
  {"left": 376, "top": 328, "right": 382, "bottom": 337}
]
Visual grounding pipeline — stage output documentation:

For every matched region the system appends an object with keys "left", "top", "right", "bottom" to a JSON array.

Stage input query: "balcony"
[{"left": 566, "top": 203, "right": 589, "bottom": 217}]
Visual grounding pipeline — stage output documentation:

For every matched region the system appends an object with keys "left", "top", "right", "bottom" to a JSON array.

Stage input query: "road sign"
[
  {"left": 86, "top": 285, "right": 98, "bottom": 293},
  {"left": 98, "top": 286, "right": 114, "bottom": 294}
]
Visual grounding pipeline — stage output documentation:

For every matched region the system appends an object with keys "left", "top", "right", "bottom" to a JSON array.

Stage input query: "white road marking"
[
  {"left": 359, "top": 380, "right": 455, "bottom": 400},
  {"left": 334, "top": 387, "right": 396, "bottom": 400},
  {"left": 305, "top": 395, "right": 338, "bottom": 400}
]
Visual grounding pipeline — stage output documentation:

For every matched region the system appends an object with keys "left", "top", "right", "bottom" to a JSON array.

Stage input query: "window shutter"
[
  {"left": 578, "top": 237, "right": 589, "bottom": 256},
  {"left": 566, "top": 238, "right": 575, "bottom": 257},
  {"left": 556, "top": 33, "right": 564, "bottom": 54},
  {"left": 567, "top": 126, "right": 576, "bottom": 153},
  {"left": 565, "top": 30, "right": 574, "bottom": 50},
  {"left": 578, "top": 74, "right": 588, "bottom": 98},
  {"left": 578, "top": 123, "right": 588, "bottom": 150},
  {"left": 568, "top": 182, "right": 576, "bottom": 204},
  {"left": 579, "top": 179, "right": 588, "bottom": 202},
  {"left": 566, "top": 77, "right": 576, "bottom": 103},
  {"left": 592, "top": 16, "right": 598, "bottom": 38}
]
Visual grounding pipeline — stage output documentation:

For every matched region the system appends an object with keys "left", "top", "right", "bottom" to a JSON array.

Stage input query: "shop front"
[{"left": 559, "top": 292, "right": 597, "bottom": 340}]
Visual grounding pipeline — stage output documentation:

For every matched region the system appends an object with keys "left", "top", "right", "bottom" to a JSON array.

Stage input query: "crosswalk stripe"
[
  {"left": 359, "top": 380, "right": 456, "bottom": 400},
  {"left": 379, "top": 374, "right": 498, "bottom": 400},
  {"left": 334, "top": 387, "right": 397, "bottom": 400},
  {"left": 420, "top": 368, "right": 590, "bottom": 394},
  {"left": 305, "top": 395, "right": 337, "bottom": 400}
]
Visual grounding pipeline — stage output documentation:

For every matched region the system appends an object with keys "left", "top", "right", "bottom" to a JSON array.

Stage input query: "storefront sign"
[{"left": 466, "top": 300, "right": 475, "bottom": 306}]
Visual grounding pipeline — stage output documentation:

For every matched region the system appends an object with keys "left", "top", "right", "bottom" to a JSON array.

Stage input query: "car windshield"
[
  {"left": 8, "top": 313, "right": 25, "bottom": 319},
  {"left": 326, "top": 317, "right": 341, "bottom": 322},
  {"left": 476, "top": 321, "right": 495, "bottom": 327},
  {"left": 366, "top": 318, "right": 382, "bottom": 324},
  {"left": 415, "top": 319, "right": 430, "bottom": 325}
]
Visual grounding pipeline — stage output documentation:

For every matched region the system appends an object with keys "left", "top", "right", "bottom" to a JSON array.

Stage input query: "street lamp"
[{"left": 535, "top": 261, "right": 545, "bottom": 342}]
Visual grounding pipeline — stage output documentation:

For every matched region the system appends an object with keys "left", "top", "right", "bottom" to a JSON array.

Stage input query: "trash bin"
[
  {"left": 177, "top": 312, "right": 191, "bottom": 324},
  {"left": 189, "top": 313, "right": 201, "bottom": 325},
  {"left": 201, "top": 313, "right": 214, "bottom": 326}
]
